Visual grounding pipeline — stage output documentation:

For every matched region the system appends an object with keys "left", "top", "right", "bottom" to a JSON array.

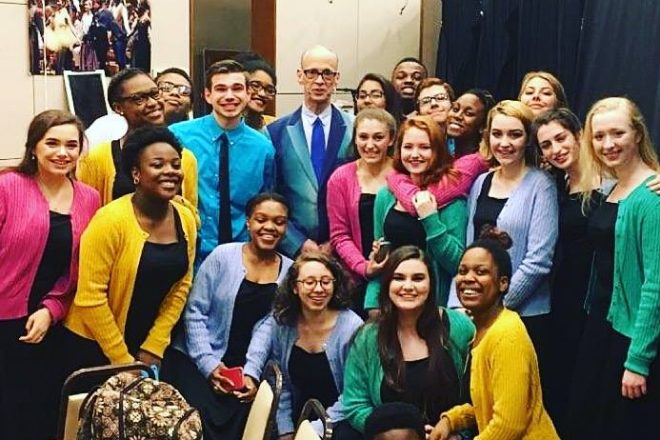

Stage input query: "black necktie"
[{"left": 218, "top": 133, "right": 232, "bottom": 243}]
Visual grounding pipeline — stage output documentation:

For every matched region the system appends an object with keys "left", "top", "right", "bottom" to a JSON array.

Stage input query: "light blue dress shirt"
[{"left": 170, "top": 115, "right": 275, "bottom": 265}]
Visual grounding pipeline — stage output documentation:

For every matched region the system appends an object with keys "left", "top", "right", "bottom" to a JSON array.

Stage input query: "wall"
[
  {"left": 0, "top": 0, "right": 190, "bottom": 165},
  {"left": 275, "top": 0, "right": 424, "bottom": 115}
]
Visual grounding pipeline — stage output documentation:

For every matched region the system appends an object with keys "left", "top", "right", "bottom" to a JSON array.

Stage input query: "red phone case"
[{"left": 219, "top": 366, "right": 244, "bottom": 391}]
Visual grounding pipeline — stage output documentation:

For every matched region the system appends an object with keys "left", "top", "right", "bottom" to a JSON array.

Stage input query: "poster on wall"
[{"left": 28, "top": 0, "right": 151, "bottom": 76}]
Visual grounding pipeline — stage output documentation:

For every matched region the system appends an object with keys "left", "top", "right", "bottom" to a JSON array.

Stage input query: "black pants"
[{"left": 0, "top": 319, "right": 64, "bottom": 440}]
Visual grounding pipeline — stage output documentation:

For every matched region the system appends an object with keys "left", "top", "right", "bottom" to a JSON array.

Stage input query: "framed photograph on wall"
[{"left": 29, "top": 0, "right": 152, "bottom": 76}]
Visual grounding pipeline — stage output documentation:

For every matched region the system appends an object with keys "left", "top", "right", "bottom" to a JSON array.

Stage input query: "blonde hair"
[
  {"left": 581, "top": 97, "right": 659, "bottom": 178},
  {"left": 518, "top": 71, "right": 568, "bottom": 109},
  {"left": 479, "top": 100, "right": 535, "bottom": 166}
]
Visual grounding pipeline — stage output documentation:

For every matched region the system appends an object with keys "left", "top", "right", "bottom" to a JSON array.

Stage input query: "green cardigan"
[
  {"left": 364, "top": 187, "right": 467, "bottom": 309},
  {"left": 342, "top": 308, "right": 475, "bottom": 432},
  {"left": 607, "top": 177, "right": 660, "bottom": 376}
]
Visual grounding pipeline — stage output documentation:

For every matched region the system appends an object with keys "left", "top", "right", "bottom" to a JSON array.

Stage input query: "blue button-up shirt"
[{"left": 170, "top": 115, "right": 275, "bottom": 265}]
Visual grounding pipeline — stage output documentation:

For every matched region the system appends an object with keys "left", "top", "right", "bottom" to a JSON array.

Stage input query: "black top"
[
  {"left": 124, "top": 210, "right": 188, "bottom": 356},
  {"left": 473, "top": 172, "right": 507, "bottom": 238},
  {"left": 28, "top": 211, "right": 73, "bottom": 313},
  {"left": 222, "top": 278, "right": 278, "bottom": 367},
  {"left": 111, "top": 140, "right": 136, "bottom": 201},
  {"left": 380, "top": 357, "right": 448, "bottom": 424},
  {"left": 552, "top": 190, "right": 604, "bottom": 315},
  {"left": 289, "top": 345, "right": 339, "bottom": 423},
  {"left": 587, "top": 200, "right": 618, "bottom": 317},
  {"left": 359, "top": 193, "right": 376, "bottom": 259},
  {"left": 384, "top": 208, "right": 427, "bottom": 250}
]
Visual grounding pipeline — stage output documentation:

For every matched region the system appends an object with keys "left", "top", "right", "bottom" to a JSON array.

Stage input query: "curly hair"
[
  {"left": 121, "top": 125, "right": 182, "bottom": 178},
  {"left": 272, "top": 252, "right": 352, "bottom": 326}
]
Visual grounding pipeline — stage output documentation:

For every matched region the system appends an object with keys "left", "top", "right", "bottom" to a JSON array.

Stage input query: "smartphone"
[
  {"left": 375, "top": 241, "right": 391, "bottom": 263},
  {"left": 219, "top": 366, "right": 244, "bottom": 391}
]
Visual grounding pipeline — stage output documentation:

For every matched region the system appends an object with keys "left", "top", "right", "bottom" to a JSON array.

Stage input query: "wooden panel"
[{"left": 251, "top": 0, "right": 276, "bottom": 66}]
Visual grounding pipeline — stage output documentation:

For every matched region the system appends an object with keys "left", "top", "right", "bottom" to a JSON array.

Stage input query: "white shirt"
[{"left": 301, "top": 103, "right": 332, "bottom": 153}]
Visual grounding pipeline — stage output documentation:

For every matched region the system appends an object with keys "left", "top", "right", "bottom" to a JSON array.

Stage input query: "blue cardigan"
[
  {"left": 171, "top": 242, "right": 293, "bottom": 378},
  {"left": 243, "top": 309, "right": 363, "bottom": 435},
  {"left": 449, "top": 168, "right": 558, "bottom": 316}
]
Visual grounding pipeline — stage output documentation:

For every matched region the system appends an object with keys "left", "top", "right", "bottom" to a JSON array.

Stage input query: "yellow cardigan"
[
  {"left": 77, "top": 140, "right": 198, "bottom": 208},
  {"left": 443, "top": 309, "right": 558, "bottom": 440},
  {"left": 64, "top": 195, "right": 197, "bottom": 364}
]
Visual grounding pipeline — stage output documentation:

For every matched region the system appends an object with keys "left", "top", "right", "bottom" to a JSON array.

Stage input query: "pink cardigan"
[
  {"left": 327, "top": 161, "right": 373, "bottom": 280},
  {"left": 0, "top": 172, "right": 100, "bottom": 323}
]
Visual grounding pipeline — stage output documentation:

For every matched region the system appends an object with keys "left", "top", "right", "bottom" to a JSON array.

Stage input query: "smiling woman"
[
  {"left": 161, "top": 192, "right": 292, "bottom": 440},
  {"left": 343, "top": 246, "right": 474, "bottom": 435},
  {"left": 62, "top": 125, "right": 197, "bottom": 393},
  {"left": 430, "top": 229, "right": 559, "bottom": 440},
  {"left": 364, "top": 116, "right": 467, "bottom": 310},
  {"left": 456, "top": 100, "right": 558, "bottom": 375},
  {"left": 0, "top": 110, "right": 100, "bottom": 440},
  {"left": 243, "top": 252, "right": 363, "bottom": 440}
]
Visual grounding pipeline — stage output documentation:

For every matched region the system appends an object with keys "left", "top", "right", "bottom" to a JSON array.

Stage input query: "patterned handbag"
[{"left": 77, "top": 372, "right": 202, "bottom": 440}]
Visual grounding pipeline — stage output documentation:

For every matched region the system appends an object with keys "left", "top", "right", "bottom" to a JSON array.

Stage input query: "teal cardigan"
[
  {"left": 342, "top": 308, "right": 475, "bottom": 432},
  {"left": 606, "top": 178, "right": 660, "bottom": 376},
  {"left": 364, "top": 187, "right": 467, "bottom": 309}
]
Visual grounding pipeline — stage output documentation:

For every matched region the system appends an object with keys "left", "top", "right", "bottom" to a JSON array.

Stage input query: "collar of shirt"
[
  {"left": 301, "top": 103, "right": 332, "bottom": 151},
  {"left": 204, "top": 114, "right": 247, "bottom": 144}
]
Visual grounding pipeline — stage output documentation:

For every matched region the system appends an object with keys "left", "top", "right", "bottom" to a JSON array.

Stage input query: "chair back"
[
  {"left": 241, "top": 360, "right": 283, "bottom": 440},
  {"left": 295, "top": 399, "right": 333, "bottom": 440},
  {"left": 62, "top": 393, "right": 86, "bottom": 440},
  {"left": 294, "top": 420, "right": 321, "bottom": 440}
]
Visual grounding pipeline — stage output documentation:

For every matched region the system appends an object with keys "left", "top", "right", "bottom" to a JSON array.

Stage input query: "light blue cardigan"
[
  {"left": 449, "top": 168, "right": 558, "bottom": 316},
  {"left": 243, "top": 309, "right": 363, "bottom": 435},
  {"left": 171, "top": 242, "right": 293, "bottom": 378}
]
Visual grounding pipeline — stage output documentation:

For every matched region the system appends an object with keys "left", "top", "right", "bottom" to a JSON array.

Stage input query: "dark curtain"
[
  {"left": 436, "top": 0, "right": 660, "bottom": 148},
  {"left": 573, "top": 0, "right": 660, "bottom": 147},
  {"left": 436, "top": 0, "right": 482, "bottom": 96}
]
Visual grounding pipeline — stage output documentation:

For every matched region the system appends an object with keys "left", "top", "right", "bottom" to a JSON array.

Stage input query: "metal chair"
[
  {"left": 294, "top": 399, "right": 333, "bottom": 440},
  {"left": 241, "top": 360, "right": 283, "bottom": 440}
]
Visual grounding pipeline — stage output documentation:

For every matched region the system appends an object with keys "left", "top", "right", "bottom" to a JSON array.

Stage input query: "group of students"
[{"left": 0, "top": 46, "right": 659, "bottom": 440}]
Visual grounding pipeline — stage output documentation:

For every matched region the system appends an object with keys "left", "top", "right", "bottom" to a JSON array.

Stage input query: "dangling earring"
[{"left": 133, "top": 176, "right": 139, "bottom": 185}]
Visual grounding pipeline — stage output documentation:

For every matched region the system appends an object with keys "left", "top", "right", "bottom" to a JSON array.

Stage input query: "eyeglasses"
[
  {"left": 302, "top": 69, "right": 338, "bottom": 81},
  {"left": 158, "top": 81, "right": 192, "bottom": 97},
  {"left": 118, "top": 88, "right": 162, "bottom": 105},
  {"left": 418, "top": 93, "right": 450, "bottom": 106},
  {"left": 248, "top": 80, "right": 277, "bottom": 97},
  {"left": 357, "top": 90, "right": 385, "bottom": 100},
  {"left": 296, "top": 277, "right": 335, "bottom": 290}
]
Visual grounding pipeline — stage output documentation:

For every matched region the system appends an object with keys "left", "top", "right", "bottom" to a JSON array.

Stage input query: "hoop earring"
[{"left": 133, "top": 177, "right": 139, "bottom": 185}]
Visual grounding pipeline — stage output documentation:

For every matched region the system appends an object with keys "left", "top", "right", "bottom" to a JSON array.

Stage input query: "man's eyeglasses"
[
  {"left": 158, "top": 81, "right": 192, "bottom": 97},
  {"left": 418, "top": 93, "right": 450, "bottom": 106},
  {"left": 302, "top": 69, "right": 338, "bottom": 81},
  {"left": 248, "top": 80, "right": 277, "bottom": 97},
  {"left": 118, "top": 88, "right": 162, "bottom": 105},
  {"left": 296, "top": 277, "right": 335, "bottom": 290},
  {"left": 357, "top": 90, "right": 385, "bottom": 100}
]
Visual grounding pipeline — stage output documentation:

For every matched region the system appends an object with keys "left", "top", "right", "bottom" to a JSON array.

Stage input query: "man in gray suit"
[{"left": 268, "top": 45, "right": 353, "bottom": 257}]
